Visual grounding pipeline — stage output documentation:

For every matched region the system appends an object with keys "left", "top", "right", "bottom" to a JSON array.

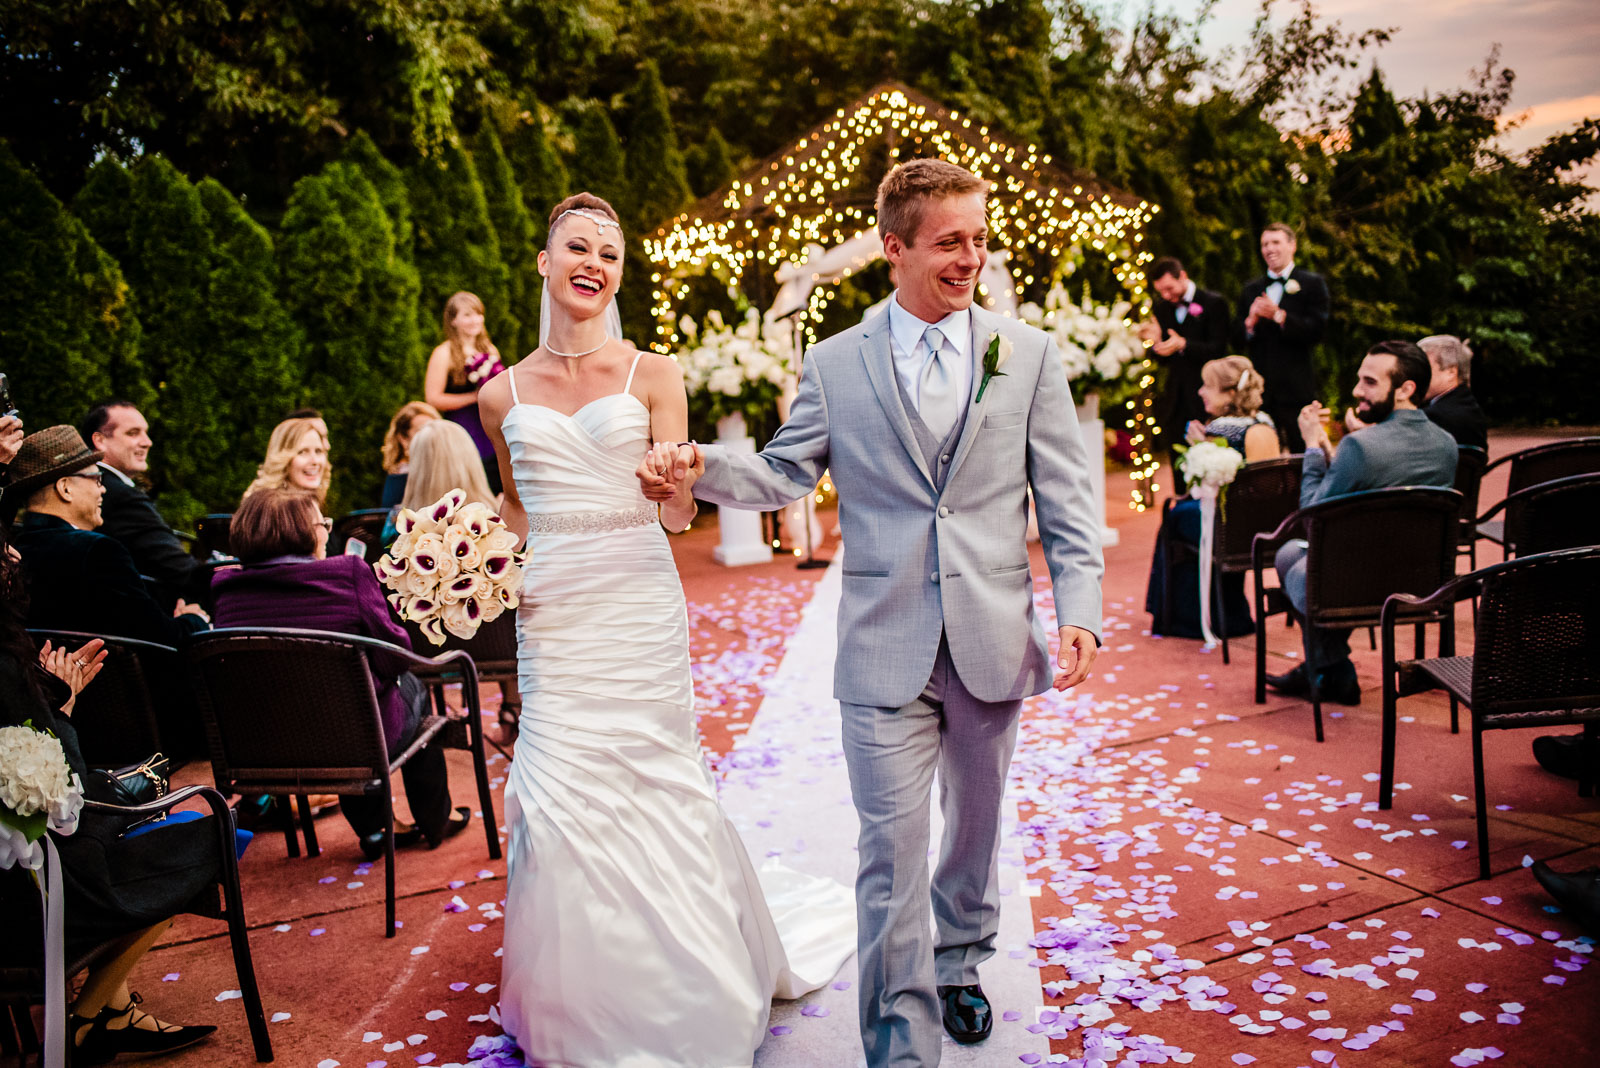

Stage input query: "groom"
[{"left": 641, "top": 159, "right": 1103, "bottom": 1067}]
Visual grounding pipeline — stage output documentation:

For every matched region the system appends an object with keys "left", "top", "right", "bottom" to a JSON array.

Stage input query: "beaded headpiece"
[{"left": 551, "top": 207, "right": 622, "bottom": 240}]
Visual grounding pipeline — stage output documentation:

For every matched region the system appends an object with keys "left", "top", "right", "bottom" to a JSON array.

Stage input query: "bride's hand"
[{"left": 638, "top": 442, "right": 689, "bottom": 502}]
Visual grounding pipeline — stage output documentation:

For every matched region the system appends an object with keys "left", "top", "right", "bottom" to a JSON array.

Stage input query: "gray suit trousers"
[{"left": 842, "top": 636, "right": 1020, "bottom": 1068}]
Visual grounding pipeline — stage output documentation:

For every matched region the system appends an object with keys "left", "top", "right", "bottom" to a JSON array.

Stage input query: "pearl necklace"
[{"left": 544, "top": 336, "right": 609, "bottom": 358}]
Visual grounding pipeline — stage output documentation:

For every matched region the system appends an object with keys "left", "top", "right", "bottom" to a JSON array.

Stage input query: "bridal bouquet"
[
  {"left": 465, "top": 351, "right": 506, "bottom": 386},
  {"left": 374, "top": 490, "right": 525, "bottom": 644},
  {"left": 1016, "top": 284, "right": 1144, "bottom": 405},
  {"left": 674, "top": 309, "right": 794, "bottom": 430},
  {"left": 1177, "top": 439, "right": 1245, "bottom": 497},
  {"left": 0, "top": 722, "right": 83, "bottom": 872}
]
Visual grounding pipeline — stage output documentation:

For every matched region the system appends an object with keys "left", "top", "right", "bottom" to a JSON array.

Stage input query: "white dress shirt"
[
  {"left": 1173, "top": 279, "right": 1198, "bottom": 323},
  {"left": 98, "top": 460, "right": 135, "bottom": 488},
  {"left": 1266, "top": 262, "right": 1295, "bottom": 307},
  {"left": 885, "top": 293, "right": 973, "bottom": 418}
]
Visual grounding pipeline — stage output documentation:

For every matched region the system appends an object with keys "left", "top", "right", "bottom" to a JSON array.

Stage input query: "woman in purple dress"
[{"left": 424, "top": 291, "right": 509, "bottom": 495}]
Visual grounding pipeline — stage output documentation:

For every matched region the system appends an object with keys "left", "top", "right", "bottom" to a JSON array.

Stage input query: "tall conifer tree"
[
  {"left": 345, "top": 130, "right": 416, "bottom": 263},
  {"left": 1, "top": 145, "right": 146, "bottom": 432},
  {"left": 472, "top": 125, "right": 538, "bottom": 360},
  {"left": 408, "top": 141, "right": 513, "bottom": 355},
  {"left": 564, "top": 102, "right": 628, "bottom": 212},
  {"left": 685, "top": 127, "right": 736, "bottom": 199},
  {"left": 623, "top": 61, "right": 691, "bottom": 232}
]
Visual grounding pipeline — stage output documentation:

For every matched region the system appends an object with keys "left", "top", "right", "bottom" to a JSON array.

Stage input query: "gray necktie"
[{"left": 918, "top": 326, "right": 957, "bottom": 439}]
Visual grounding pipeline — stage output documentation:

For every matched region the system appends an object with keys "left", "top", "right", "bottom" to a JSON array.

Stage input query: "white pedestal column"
[
  {"left": 1077, "top": 394, "right": 1119, "bottom": 547},
  {"left": 712, "top": 412, "right": 775, "bottom": 567}
]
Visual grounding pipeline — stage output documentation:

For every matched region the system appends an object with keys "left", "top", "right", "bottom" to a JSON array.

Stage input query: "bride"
[{"left": 477, "top": 192, "right": 854, "bottom": 1067}]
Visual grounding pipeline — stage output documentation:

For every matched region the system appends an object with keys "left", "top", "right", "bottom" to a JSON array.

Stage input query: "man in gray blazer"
[
  {"left": 640, "top": 159, "right": 1104, "bottom": 1067},
  {"left": 1267, "top": 340, "right": 1458, "bottom": 704}
]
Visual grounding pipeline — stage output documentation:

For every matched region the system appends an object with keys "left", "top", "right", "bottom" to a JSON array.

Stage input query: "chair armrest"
[
  {"left": 82, "top": 783, "right": 230, "bottom": 821},
  {"left": 1251, "top": 508, "right": 1304, "bottom": 573},
  {"left": 1473, "top": 495, "right": 1509, "bottom": 527},
  {"left": 1379, "top": 573, "right": 1480, "bottom": 635}
]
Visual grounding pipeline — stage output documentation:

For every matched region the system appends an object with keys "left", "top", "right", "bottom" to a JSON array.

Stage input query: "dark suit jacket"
[
  {"left": 1424, "top": 385, "right": 1488, "bottom": 451},
  {"left": 15, "top": 513, "right": 210, "bottom": 647},
  {"left": 211, "top": 554, "right": 414, "bottom": 746},
  {"left": 97, "top": 466, "right": 203, "bottom": 610},
  {"left": 1151, "top": 286, "right": 1230, "bottom": 446},
  {"left": 1232, "top": 267, "right": 1331, "bottom": 418}
]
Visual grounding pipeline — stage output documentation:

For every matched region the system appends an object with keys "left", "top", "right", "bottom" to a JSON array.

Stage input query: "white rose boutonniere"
[
  {"left": 1284, "top": 278, "right": 1301, "bottom": 296},
  {"left": 976, "top": 333, "right": 1012, "bottom": 404}
]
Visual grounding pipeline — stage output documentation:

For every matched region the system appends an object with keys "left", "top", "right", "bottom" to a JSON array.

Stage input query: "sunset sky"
[{"left": 1190, "top": 0, "right": 1598, "bottom": 157}]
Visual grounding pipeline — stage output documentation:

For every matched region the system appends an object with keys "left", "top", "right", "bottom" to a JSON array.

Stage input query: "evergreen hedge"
[
  {"left": 407, "top": 141, "right": 514, "bottom": 358},
  {"left": 472, "top": 126, "right": 539, "bottom": 361},
  {"left": 502, "top": 108, "right": 569, "bottom": 247},
  {"left": 278, "top": 161, "right": 423, "bottom": 513},
  {"left": 0, "top": 143, "right": 147, "bottom": 435}
]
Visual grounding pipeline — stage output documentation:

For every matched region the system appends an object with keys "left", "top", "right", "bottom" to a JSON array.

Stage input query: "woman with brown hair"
[
  {"left": 424, "top": 291, "right": 509, "bottom": 494},
  {"left": 380, "top": 400, "right": 441, "bottom": 508}
]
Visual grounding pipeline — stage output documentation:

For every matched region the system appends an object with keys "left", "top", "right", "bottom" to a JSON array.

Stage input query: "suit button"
[
  {"left": 940, "top": 453, "right": 950, "bottom": 463},
  {"left": 930, "top": 572, "right": 939, "bottom": 584},
  {"left": 938, "top": 505, "right": 949, "bottom": 518}
]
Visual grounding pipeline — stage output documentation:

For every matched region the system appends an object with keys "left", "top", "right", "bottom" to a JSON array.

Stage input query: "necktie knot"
[{"left": 923, "top": 326, "right": 947, "bottom": 357}]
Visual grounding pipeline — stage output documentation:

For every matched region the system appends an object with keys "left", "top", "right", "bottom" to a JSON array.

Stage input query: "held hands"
[
  {"left": 1054, "top": 626, "right": 1097, "bottom": 691},
  {"left": 636, "top": 442, "right": 703, "bottom": 503},
  {"left": 174, "top": 599, "right": 210, "bottom": 623},
  {"left": 39, "top": 638, "right": 108, "bottom": 715}
]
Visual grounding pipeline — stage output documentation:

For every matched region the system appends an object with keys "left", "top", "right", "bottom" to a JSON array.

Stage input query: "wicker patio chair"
[
  {"left": 0, "top": 786, "right": 273, "bottom": 1063},
  {"left": 1475, "top": 436, "right": 1600, "bottom": 548},
  {"left": 1453, "top": 446, "right": 1488, "bottom": 568},
  {"left": 1470, "top": 473, "right": 1600, "bottom": 560},
  {"left": 185, "top": 627, "right": 500, "bottom": 937},
  {"left": 1159, "top": 455, "right": 1303, "bottom": 665},
  {"left": 1378, "top": 546, "right": 1600, "bottom": 880},
  {"left": 400, "top": 612, "right": 521, "bottom": 755},
  {"left": 192, "top": 513, "right": 234, "bottom": 560},
  {"left": 27, "top": 630, "right": 179, "bottom": 769},
  {"left": 331, "top": 508, "right": 393, "bottom": 564},
  {"left": 1252, "top": 486, "right": 1462, "bottom": 741}
]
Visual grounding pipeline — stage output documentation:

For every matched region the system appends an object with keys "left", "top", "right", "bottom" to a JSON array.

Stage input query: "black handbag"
[{"left": 88, "top": 754, "right": 173, "bottom": 831}]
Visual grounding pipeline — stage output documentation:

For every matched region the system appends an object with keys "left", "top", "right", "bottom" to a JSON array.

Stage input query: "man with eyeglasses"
[{"left": 7, "top": 426, "right": 209, "bottom": 646}]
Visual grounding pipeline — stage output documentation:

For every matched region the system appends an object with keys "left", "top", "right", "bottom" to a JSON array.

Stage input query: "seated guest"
[
  {"left": 1418, "top": 335, "right": 1487, "bottom": 450},
  {"left": 381, "top": 420, "right": 499, "bottom": 545},
  {"left": 80, "top": 400, "right": 206, "bottom": 611},
  {"left": 1145, "top": 357, "right": 1280, "bottom": 638},
  {"left": 1, "top": 523, "right": 221, "bottom": 1062},
  {"left": 8, "top": 426, "right": 210, "bottom": 644},
  {"left": 0, "top": 410, "right": 22, "bottom": 506},
  {"left": 380, "top": 401, "right": 441, "bottom": 508},
  {"left": 1266, "top": 341, "right": 1458, "bottom": 704},
  {"left": 243, "top": 416, "right": 330, "bottom": 505},
  {"left": 211, "top": 488, "right": 469, "bottom": 859}
]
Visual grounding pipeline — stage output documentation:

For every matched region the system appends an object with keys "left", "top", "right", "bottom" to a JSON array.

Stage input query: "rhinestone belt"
[{"left": 526, "top": 503, "right": 658, "bottom": 535}]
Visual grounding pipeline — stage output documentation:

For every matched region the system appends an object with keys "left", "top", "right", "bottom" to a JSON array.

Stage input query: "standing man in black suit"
[
  {"left": 80, "top": 400, "right": 205, "bottom": 611},
  {"left": 1138, "top": 257, "right": 1231, "bottom": 466},
  {"left": 1233, "top": 223, "right": 1331, "bottom": 451}
]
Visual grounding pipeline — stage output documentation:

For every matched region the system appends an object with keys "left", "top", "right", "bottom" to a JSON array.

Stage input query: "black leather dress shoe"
[
  {"left": 1531, "top": 860, "right": 1600, "bottom": 936},
  {"left": 1265, "top": 663, "right": 1361, "bottom": 706},
  {"left": 424, "top": 805, "right": 473, "bottom": 849},
  {"left": 1533, "top": 734, "right": 1590, "bottom": 780},
  {"left": 1264, "top": 665, "right": 1310, "bottom": 697},
  {"left": 359, "top": 825, "right": 423, "bottom": 862},
  {"left": 937, "top": 984, "right": 992, "bottom": 1045}
]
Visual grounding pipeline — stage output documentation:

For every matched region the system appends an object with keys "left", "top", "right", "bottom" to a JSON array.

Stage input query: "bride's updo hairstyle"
[{"left": 547, "top": 193, "right": 622, "bottom": 246}]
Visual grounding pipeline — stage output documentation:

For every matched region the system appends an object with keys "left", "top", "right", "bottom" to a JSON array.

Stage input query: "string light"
[{"left": 644, "top": 82, "right": 1163, "bottom": 510}]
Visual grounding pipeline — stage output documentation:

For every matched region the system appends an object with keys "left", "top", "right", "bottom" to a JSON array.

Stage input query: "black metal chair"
[
  {"left": 1476, "top": 437, "right": 1600, "bottom": 548},
  {"left": 185, "top": 628, "right": 500, "bottom": 937},
  {"left": 1453, "top": 446, "right": 1488, "bottom": 568},
  {"left": 1159, "top": 455, "right": 1303, "bottom": 665},
  {"left": 1469, "top": 473, "right": 1600, "bottom": 560},
  {"left": 0, "top": 786, "right": 273, "bottom": 1063},
  {"left": 331, "top": 508, "right": 393, "bottom": 564},
  {"left": 1379, "top": 547, "right": 1600, "bottom": 879},
  {"left": 400, "top": 612, "right": 521, "bottom": 756},
  {"left": 1252, "top": 487, "right": 1462, "bottom": 740},
  {"left": 192, "top": 513, "right": 234, "bottom": 560},
  {"left": 25, "top": 630, "right": 186, "bottom": 769}
]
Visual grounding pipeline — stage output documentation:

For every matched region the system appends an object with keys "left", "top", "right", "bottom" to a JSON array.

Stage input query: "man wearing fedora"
[{"left": 8, "top": 426, "right": 209, "bottom": 646}]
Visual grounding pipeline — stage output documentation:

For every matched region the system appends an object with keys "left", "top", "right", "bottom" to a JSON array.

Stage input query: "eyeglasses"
[
  {"left": 317, "top": 517, "right": 334, "bottom": 533},
  {"left": 63, "top": 472, "right": 103, "bottom": 486}
]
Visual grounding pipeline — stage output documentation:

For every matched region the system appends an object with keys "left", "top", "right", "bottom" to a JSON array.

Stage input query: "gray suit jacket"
[
  {"left": 694, "top": 305, "right": 1104, "bottom": 708},
  {"left": 1301, "top": 408, "right": 1458, "bottom": 508}
]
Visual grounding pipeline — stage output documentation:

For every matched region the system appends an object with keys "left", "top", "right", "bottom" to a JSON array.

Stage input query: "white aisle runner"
[{"left": 714, "top": 559, "right": 1050, "bottom": 1067}]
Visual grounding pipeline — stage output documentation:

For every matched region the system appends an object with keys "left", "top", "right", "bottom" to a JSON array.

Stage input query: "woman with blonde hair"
[
  {"left": 1146, "top": 354, "right": 1282, "bottom": 638},
  {"left": 380, "top": 401, "right": 441, "bottom": 508},
  {"left": 399, "top": 420, "right": 497, "bottom": 513},
  {"left": 424, "top": 291, "right": 508, "bottom": 494},
  {"left": 244, "top": 417, "right": 330, "bottom": 505}
]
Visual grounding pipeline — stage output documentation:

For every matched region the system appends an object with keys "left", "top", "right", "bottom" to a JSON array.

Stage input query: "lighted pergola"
[{"left": 643, "top": 82, "right": 1165, "bottom": 508}]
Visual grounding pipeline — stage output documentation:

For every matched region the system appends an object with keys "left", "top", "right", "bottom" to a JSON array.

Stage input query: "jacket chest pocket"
[{"left": 983, "top": 410, "right": 1024, "bottom": 430}]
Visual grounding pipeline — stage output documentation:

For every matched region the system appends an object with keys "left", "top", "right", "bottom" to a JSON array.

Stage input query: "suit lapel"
[
  {"left": 944, "top": 306, "right": 999, "bottom": 483},
  {"left": 858, "top": 314, "right": 936, "bottom": 489}
]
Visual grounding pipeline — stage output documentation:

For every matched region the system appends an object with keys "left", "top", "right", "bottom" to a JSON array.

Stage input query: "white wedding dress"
[{"left": 496, "top": 354, "right": 855, "bottom": 1068}]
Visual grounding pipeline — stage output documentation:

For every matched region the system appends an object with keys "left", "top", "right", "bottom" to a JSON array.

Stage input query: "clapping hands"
[
  {"left": 1298, "top": 401, "right": 1334, "bottom": 454},
  {"left": 39, "top": 637, "right": 108, "bottom": 716}
]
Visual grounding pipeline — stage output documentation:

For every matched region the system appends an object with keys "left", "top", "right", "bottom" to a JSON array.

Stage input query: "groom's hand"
[
  {"left": 1054, "top": 626, "right": 1098, "bottom": 691},
  {"left": 637, "top": 442, "right": 703, "bottom": 502}
]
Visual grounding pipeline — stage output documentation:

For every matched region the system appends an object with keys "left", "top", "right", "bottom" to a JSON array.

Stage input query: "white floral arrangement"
[
  {"left": 1016, "top": 284, "right": 1145, "bottom": 404},
  {"left": 674, "top": 309, "right": 794, "bottom": 428},
  {"left": 0, "top": 722, "right": 84, "bottom": 871},
  {"left": 1178, "top": 439, "right": 1245, "bottom": 497},
  {"left": 374, "top": 490, "right": 525, "bottom": 644}
]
